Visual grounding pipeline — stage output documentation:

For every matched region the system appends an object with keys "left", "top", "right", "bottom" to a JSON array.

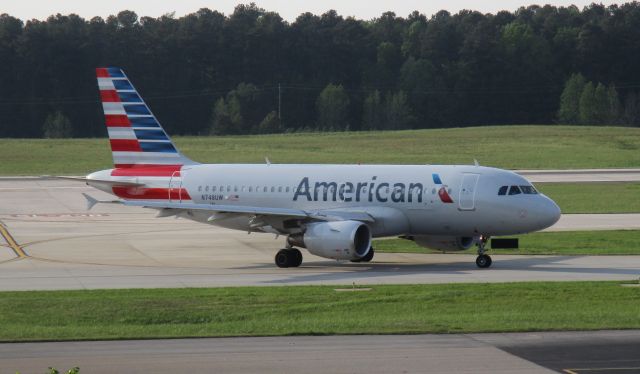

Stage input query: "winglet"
[{"left": 83, "top": 193, "right": 99, "bottom": 210}]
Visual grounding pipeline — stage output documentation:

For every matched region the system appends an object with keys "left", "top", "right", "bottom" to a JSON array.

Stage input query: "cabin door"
[
  {"left": 168, "top": 170, "right": 183, "bottom": 203},
  {"left": 458, "top": 173, "right": 479, "bottom": 211}
]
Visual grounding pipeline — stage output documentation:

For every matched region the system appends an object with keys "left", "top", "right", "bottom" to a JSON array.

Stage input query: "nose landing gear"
[{"left": 475, "top": 236, "right": 492, "bottom": 268}]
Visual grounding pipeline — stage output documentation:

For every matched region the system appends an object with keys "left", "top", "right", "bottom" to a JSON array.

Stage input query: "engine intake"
[{"left": 288, "top": 220, "right": 372, "bottom": 260}]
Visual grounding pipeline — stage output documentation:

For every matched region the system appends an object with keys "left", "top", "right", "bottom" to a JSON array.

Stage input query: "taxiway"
[
  {"left": 0, "top": 178, "right": 638, "bottom": 291},
  {"left": 1, "top": 330, "right": 639, "bottom": 373}
]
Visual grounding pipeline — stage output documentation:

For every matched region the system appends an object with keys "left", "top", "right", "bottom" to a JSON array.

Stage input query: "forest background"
[{"left": 0, "top": 2, "right": 639, "bottom": 138}]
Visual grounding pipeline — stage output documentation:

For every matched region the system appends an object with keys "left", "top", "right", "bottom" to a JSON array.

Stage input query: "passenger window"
[
  {"left": 234, "top": 186, "right": 238, "bottom": 192},
  {"left": 220, "top": 186, "right": 224, "bottom": 192},
  {"left": 263, "top": 186, "right": 267, "bottom": 192},
  {"left": 198, "top": 186, "right": 202, "bottom": 192},
  {"left": 286, "top": 186, "right": 290, "bottom": 193},
  {"left": 498, "top": 186, "right": 508, "bottom": 195},
  {"left": 271, "top": 186, "right": 275, "bottom": 193},
  {"left": 278, "top": 186, "right": 282, "bottom": 193},
  {"left": 241, "top": 186, "right": 245, "bottom": 192},
  {"left": 212, "top": 186, "right": 216, "bottom": 192},
  {"left": 508, "top": 185, "right": 522, "bottom": 195},
  {"left": 248, "top": 186, "right": 253, "bottom": 192},
  {"left": 205, "top": 186, "right": 209, "bottom": 192}
]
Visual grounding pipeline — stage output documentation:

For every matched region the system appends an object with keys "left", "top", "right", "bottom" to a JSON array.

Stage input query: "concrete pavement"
[
  {"left": 0, "top": 178, "right": 638, "bottom": 291},
  {"left": 2, "top": 330, "right": 639, "bottom": 374}
]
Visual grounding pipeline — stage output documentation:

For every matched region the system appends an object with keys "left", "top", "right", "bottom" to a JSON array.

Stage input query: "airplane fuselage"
[{"left": 89, "top": 163, "right": 560, "bottom": 238}]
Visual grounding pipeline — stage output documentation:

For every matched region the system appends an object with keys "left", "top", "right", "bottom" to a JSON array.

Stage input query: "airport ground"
[
  {"left": 0, "top": 174, "right": 639, "bottom": 373},
  {"left": 0, "top": 178, "right": 639, "bottom": 291},
  {"left": 2, "top": 330, "right": 640, "bottom": 374}
]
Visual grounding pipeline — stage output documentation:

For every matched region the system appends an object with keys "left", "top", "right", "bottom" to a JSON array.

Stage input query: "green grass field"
[
  {"left": 536, "top": 182, "right": 640, "bottom": 213},
  {"left": 0, "top": 282, "right": 638, "bottom": 342},
  {"left": 1, "top": 125, "right": 639, "bottom": 175},
  {"left": 375, "top": 230, "right": 640, "bottom": 255}
]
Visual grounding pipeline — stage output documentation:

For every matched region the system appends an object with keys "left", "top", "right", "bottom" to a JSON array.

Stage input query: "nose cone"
[{"left": 535, "top": 196, "right": 561, "bottom": 230}]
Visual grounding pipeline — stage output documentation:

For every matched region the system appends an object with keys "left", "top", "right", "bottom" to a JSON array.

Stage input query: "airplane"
[{"left": 83, "top": 67, "right": 561, "bottom": 269}]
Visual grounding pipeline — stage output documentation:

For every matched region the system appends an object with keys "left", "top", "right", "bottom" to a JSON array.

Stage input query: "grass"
[
  {"left": 0, "top": 282, "right": 638, "bottom": 342},
  {"left": 537, "top": 182, "right": 640, "bottom": 213},
  {"left": 375, "top": 230, "right": 640, "bottom": 255},
  {"left": 1, "top": 125, "right": 639, "bottom": 175}
]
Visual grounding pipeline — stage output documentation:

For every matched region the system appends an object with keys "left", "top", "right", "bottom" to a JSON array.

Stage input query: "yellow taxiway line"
[{"left": 0, "top": 223, "right": 27, "bottom": 258}]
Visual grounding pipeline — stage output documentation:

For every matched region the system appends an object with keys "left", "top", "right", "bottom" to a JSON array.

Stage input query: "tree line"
[{"left": 2, "top": 2, "right": 640, "bottom": 138}]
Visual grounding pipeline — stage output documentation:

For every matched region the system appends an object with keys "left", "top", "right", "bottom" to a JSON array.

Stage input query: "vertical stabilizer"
[{"left": 96, "top": 67, "right": 196, "bottom": 169}]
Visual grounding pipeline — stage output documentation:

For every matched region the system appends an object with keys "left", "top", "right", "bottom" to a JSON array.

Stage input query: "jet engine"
[
  {"left": 288, "top": 220, "right": 372, "bottom": 260},
  {"left": 413, "top": 235, "right": 477, "bottom": 251}
]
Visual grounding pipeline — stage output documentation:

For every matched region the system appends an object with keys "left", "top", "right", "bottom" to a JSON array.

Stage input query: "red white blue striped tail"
[{"left": 96, "top": 67, "right": 196, "bottom": 170}]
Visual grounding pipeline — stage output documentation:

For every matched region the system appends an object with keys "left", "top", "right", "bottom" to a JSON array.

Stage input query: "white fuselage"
[{"left": 91, "top": 163, "right": 561, "bottom": 238}]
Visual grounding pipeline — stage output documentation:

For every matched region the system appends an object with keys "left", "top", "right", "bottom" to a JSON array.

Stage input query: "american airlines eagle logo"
[{"left": 432, "top": 173, "right": 454, "bottom": 203}]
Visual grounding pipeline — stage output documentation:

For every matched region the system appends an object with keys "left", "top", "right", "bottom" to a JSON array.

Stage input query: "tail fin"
[{"left": 96, "top": 67, "right": 196, "bottom": 169}]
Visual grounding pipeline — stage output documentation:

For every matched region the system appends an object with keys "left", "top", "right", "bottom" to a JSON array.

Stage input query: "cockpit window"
[
  {"left": 520, "top": 185, "right": 538, "bottom": 194},
  {"left": 498, "top": 186, "right": 508, "bottom": 195},
  {"left": 508, "top": 185, "right": 522, "bottom": 195}
]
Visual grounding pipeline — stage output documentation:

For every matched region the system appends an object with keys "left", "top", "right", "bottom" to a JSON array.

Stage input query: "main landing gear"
[
  {"left": 475, "top": 236, "right": 492, "bottom": 269},
  {"left": 275, "top": 248, "right": 303, "bottom": 268}
]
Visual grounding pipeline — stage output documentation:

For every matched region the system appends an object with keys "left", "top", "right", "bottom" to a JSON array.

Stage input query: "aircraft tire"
[
  {"left": 290, "top": 248, "right": 303, "bottom": 267},
  {"left": 475, "top": 254, "right": 492, "bottom": 268},
  {"left": 275, "top": 249, "right": 290, "bottom": 268}
]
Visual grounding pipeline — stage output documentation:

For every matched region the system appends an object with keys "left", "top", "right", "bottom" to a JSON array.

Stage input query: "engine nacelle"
[
  {"left": 288, "top": 220, "right": 372, "bottom": 260},
  {"left": 413, "top": 235, "right": 477, "bottom": 252}
]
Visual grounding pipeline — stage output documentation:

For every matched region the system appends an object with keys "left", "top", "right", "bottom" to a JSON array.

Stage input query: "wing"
[
  {"left": 120, "top": 200, "right": 375, "bottom": 234},
  {"left": 123, "top": 200, "right": 374, "bottom": 221}
]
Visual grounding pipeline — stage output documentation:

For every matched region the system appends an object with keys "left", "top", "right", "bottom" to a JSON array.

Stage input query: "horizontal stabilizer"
[{"left": 82, "top": 193, "right": 122, "bottom": 210}]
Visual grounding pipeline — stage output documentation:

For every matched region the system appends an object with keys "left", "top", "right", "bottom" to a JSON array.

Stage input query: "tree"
[
  {"left": 209, "top": 83, "right": 265, "bottom": 135},
  {"left": 42, "top": 111, "right": 72, "bottom": 138},
  {"left": 316, "top": 84, "right": 350, "bottom": 131},
  {"left": 578, "top": 82, "right": 596, "bottom": 124},
  {"left": 384, "top": 91, "right": 414, "bottom": 130},
  {"left": 592, "top": 83, "right": 609, "bottom": 124},
  {"left": 558, "top": 73, "right": 586, "bottom": 124},
  {"left": 362, "top": 90, "right": 383, "bottom": 130},
  {"left": 606, "top": 84, "right": 621, "bottom": 125},
  {"left": 257, "top": 111, "right": 282, "bottom": 133},
  {"left": 623, "top": 92, "right": 640, "bottom": 126},
  {"left": 209, "top": 98, "right": 234, "bottom": 135}
]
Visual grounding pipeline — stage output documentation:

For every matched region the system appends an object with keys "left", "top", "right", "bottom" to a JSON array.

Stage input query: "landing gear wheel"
[
  {"left": 275, "top": 248, "right": 303, "bottom": 268},
  {"left": 275, "top": 249, "right": 290, "bottom": 268},
  {"left": 476, "top": 254, "right": 492, "bottom": 268},
  {"left": 350, "top": 246, "right": 375, "bottom": 263},
  {"left": 290, "top": 248, "right": 303, "bottom": 267}
]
